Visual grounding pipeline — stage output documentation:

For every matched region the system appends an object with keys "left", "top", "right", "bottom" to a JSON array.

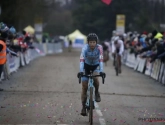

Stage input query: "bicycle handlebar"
[{"left": 78, "top": 74, "right": 105, "bottom": 84}]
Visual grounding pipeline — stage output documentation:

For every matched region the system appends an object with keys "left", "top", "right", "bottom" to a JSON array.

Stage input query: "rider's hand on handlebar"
[
  {"left": 77, "top": 72, "right": 83, "bottom": 78},
  {"left": 100, "top": 72, "right": 106, "bottom": 78}
]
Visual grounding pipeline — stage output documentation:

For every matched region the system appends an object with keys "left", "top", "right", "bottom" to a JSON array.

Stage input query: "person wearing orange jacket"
[{"left": 0, "top": 32, "right": 7, "bottom": 91}]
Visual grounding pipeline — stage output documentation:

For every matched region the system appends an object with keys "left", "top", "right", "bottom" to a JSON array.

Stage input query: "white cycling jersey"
[{"left": 111, "top": 39, "right": 124, "bottom": 56}]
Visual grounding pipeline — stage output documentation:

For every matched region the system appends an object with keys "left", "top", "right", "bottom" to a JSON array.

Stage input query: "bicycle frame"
[
  {"left": 79, "top": 71, "right": 105, "bottom": 108},
  {"left": 78, "top": 71, "right": 105, "bottom": 125},
  {"left": 86, "top": 72, "right": 95, "bottom": 110}
]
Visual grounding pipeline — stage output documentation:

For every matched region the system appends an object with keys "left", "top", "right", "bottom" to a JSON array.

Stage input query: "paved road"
[{"left": 0, "top": 49, "right": 165, "bottom": 125}]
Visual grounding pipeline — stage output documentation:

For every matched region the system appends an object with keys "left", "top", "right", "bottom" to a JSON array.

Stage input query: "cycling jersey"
[
  {"left": 80, "top": 44, "right": 103, "bottom": 73},
  {"left": 111, "top": 39, "right": 124, "bottom": 56}
]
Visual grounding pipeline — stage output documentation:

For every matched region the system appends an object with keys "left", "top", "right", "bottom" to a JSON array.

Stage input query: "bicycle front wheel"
[
  {"left": 115, "top": 55, "right": 119, "bottom": 76},
  {"left": 115, "top": 61, "right": 119, "bottom": 76},
  {"left": 89, "top": 87, "right": 93, "bottom": 125}
]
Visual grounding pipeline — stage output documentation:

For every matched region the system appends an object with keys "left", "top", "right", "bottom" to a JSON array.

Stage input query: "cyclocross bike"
[{"left": 78, "top": 71, "right": 106, "bottom": 125}]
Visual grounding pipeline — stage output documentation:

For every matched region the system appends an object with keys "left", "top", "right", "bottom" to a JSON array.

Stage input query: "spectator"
[
  {"left": 0, "top": 32, "right": 7, "bottom": 91},
  {"left": 68, "top": 40, "right": 72, "bottom": 52}
]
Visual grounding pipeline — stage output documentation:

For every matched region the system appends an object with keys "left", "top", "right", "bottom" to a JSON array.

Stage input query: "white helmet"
[
  {"left": 114, "top": 36, "right": 119, "bottom": 41},
  {"left": 123, "top": 33, "right": 127, "bottom": 38}
]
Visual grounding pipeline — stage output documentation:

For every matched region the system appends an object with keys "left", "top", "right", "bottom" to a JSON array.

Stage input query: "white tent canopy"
[
  {"left": 65, "top": 29, "right": 87, "bottom": 48},
  {"left": 67, "top": 29, "right": 87, "bottom": 43},
  {"left": 24, "top": 25, "right": 35, "bottom": 34}
]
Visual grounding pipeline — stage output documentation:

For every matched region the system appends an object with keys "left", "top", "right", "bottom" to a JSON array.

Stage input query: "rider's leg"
[
  {"left": 93, "top": 71, "right": 101, "bottom": 102},
  {"left": 81, "top": 77, "right": 88, "bottom": 116},
  {"left": 113, "top": 53, "right": 115, "bottom": 66},
  {"left": 118, "top": 55, "right": 122, "bottom": 73}
]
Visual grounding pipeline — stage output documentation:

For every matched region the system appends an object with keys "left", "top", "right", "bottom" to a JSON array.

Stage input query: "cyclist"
[
  {"left": 102, "top": 41, "right": 109, "bottom": 52},
  {"left": 101, "top": 41, "right": 109, "bottom": 65},
  {"left": 113, "top": 36, "right": 124, "bottom": 73},
  {"left": 111, "top": 31, "right": 119, "bottom": 66},
  {"left": 77, "top": 33, "right": 105, "bottom": 116}
]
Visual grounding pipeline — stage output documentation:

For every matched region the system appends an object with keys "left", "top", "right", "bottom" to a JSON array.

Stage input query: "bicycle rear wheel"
[{"left": 89, "top": 87, "right": 93, "bottom": 125}]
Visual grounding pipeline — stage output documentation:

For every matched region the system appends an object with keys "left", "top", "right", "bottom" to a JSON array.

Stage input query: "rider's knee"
[
  {"left": 93, "top": 77, "right": 99, "bottom": 81},
  {"left": 93, "top": 71, "right": 99, "bottom": 82}
]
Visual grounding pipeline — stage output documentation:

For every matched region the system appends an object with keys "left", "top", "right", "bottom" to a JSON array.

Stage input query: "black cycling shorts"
[
  {"left": 84, "top": 63, "right": 99, "bottom": 75},
  {"left": 116, "top": 48, "right": 120, "bottom": 53}
]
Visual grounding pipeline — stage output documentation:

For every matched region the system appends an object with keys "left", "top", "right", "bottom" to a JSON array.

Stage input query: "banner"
[{"left": 116, "top": 14, "right": 125, "bottom": 34}]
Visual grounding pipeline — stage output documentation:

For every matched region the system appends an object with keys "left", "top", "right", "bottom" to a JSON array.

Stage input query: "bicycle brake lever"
[
  {"left": 79, "top": 75, "right": 81, "bottom": 84},
  {"left": 102, "top": 76, "right": 105, "bottom": 84}
]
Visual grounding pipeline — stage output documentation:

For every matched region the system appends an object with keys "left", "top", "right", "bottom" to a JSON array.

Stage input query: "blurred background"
[
  {"left": 1, "top": 1, "right": 165, "bottom": 124},
  {"left": 0, "top": 0, "right": 165, "bottom": 42}
]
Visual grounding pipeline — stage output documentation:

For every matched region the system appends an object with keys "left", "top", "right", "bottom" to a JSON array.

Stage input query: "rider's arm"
[
  {"left": 111, "top": 41, "right": 115, "bottom": 53},
  {"left": 79, "top": 46, "right": 86, "bottom": 72},
  {"left": 98, "top": 45, "right": 103, "bottom": 72}
]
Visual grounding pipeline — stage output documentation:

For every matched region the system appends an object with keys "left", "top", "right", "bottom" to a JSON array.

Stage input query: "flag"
[{"left": 101, "top": 0, "right": 112, "bottom": 5}]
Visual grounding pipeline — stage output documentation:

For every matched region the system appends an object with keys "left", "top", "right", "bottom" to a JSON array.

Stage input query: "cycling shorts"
[{"left": 82, "top": 63, "right": 99, "bottom": 81}]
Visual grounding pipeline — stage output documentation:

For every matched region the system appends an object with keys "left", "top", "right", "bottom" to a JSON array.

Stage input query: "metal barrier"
[
  {"left": 109, "top": 47, "right": 165, "bottom": 85},
  {"left": 0, "top": 42, "right": 63, "bottom": 80}
]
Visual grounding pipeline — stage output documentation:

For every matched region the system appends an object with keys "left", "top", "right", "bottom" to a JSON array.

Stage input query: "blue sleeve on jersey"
[{"left": 79, "top": 45, "right": 86, "bottom": 72}]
